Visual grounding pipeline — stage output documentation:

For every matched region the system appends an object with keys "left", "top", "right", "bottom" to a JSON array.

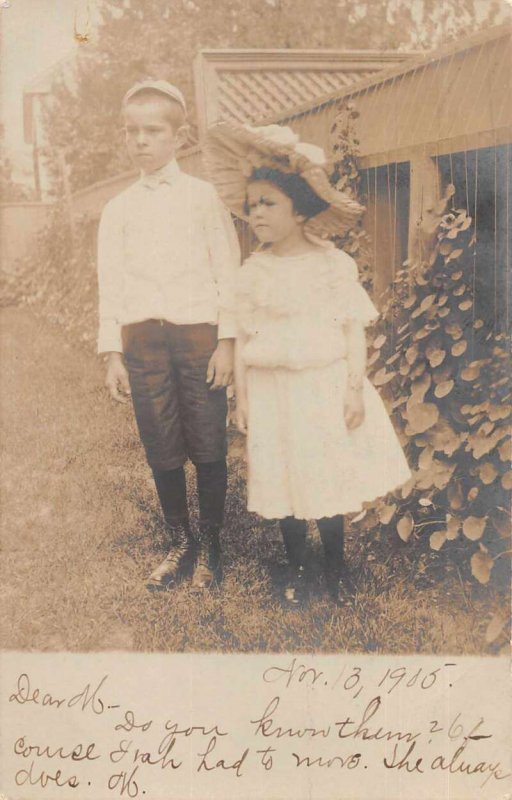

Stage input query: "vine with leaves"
[{"left": 330, "top": 103, "right": 511, "bottom": 612}]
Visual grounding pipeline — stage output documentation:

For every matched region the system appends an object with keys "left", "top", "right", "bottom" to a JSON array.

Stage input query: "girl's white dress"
[{"left": 236, "top": 244, "right": 411, "bottom": 520}]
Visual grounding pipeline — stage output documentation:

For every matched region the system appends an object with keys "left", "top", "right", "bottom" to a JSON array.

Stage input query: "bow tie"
[{"left": 140, "top": 173, "right": 175, "bottom": 190}]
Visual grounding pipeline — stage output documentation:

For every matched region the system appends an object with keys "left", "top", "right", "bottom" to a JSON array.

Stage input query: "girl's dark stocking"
[
  {"left": 279, "top": 516, "right": 308, "bottom": 566},
  {"left": 279, "top": 517, "right": 308, "bottom": 605},
  {"left": 317, "top": 515, "right": 354, "bottom": 601},
  {"left": 317, "top": 515, "right": 345, "bottom": 568}
]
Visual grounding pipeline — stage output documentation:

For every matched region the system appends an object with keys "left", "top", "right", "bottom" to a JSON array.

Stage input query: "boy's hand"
[
  {"left": 105, "top": 353, "right": 131, "bottom": 404},
  {"left": 344, "top": 386, "right": 365, "bottom": 430},
  {"left": 206, "top": 339, "right": 234, "bottom": 390}
]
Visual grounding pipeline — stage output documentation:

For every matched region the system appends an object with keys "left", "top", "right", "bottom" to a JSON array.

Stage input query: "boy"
[{"left": 97, "top": 80, "right": 240, "bottom": 591}]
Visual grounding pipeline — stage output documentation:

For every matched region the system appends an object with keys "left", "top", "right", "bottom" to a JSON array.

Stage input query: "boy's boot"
[
  {"left": 191, "top": 521, "right": 222, "bottom": 590},
  {"left": 317, "top": 516, "right": 355, "bottom": 604},
  {"left": 146, "top": 521, "right": 194, "bottom": 591},
  {"left": 280, "top": 517, "right": 309, "bottom": 606}
]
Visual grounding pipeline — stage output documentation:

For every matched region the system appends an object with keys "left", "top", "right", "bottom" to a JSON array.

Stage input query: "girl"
[{"left": 206, "top": 123, "right": 411, "bottom": 605}]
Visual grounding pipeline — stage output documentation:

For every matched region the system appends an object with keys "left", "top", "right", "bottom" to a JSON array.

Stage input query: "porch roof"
[{"left": 261, "top": 24, "right": 512, "bottom": 166}]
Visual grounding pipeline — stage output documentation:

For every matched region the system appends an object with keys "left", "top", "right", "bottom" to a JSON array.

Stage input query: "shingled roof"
[{"left": 193, "top": 49, "right": 414, "bottom": 137}]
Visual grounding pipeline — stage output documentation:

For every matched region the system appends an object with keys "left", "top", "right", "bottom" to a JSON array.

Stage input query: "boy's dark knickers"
[{"left": 121, "top": 319, "right": 228, "bottom": 470}]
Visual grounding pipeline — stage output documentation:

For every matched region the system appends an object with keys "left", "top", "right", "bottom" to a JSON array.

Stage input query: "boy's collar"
[{"left": 139, "top": 159, "right": 181, "bottom": 188}]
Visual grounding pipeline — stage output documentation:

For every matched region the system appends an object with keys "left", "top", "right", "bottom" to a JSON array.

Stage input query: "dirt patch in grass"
[{"left": 0, "top": 308, "right": 503, "bottom": 653}]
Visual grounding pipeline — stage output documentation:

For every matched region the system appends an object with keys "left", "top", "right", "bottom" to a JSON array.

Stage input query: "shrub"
[{"left": 2, "top": 203, "right": 98, "bottom": 348}]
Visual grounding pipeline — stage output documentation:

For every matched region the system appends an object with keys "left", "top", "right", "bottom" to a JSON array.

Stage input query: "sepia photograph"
[
  {"left": 1, "top": 2, "right": 511, "bottom": 798},
  {"left": 1, "top": 0, "right": 510, "bottom": 658}
]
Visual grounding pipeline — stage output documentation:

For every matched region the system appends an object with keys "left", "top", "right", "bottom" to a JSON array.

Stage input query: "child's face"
[
  {"left": 123, "top": 99, "right": 186, "bottom": 173},
  {"left": 246, "top": 181, "right": 304, "bottom": 245}
]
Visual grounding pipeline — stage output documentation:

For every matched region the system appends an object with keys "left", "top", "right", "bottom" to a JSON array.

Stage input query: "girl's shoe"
[
  {"left": 326, "top": 565, "right": 356, "bottom": 605},
  {"left": 283, "top": 564, "right": 308, "bottom": 606}
]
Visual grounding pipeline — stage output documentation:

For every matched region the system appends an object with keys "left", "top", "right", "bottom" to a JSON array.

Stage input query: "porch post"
[{"left": 407, "top": 153, "right": 442, "bottom": 266}]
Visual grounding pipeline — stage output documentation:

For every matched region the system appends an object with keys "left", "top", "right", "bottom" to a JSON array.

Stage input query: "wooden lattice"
[
  {"left": 217, "top": 68, "right": 385, "bottom": 125},
  {"left": 194, "top": 51, "right": 412, "bottom": 136}
]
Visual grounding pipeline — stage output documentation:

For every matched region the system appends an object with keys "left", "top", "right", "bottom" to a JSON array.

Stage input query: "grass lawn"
[{"left": 0, "top": 307, "right": 505, "bottom": 653}]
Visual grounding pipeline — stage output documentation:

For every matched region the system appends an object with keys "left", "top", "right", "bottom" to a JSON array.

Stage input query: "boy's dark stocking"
[
  {"left": 191, "top": 459, "right": 227, "bottom": 589},
  {"left": 146, "top": 465, "right": 193, "bottom": 591},
  {"left": 279, "top": 516, "right": 308, "bottom": 605},
  {"left": 195, "top": 459, "right": 227, "bottom": 527},
  {"left": 316, "top": 515, "right": 355, "bottom": 602},
  {"left": 152, "top": 465, "right": 189, "bottom": 526}
]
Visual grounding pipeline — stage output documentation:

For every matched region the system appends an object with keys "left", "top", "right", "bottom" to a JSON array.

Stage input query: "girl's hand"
[
  {"left": 236, "top": 395, "right": 248, "bottom": 435},
  {"left": 344, "top": 387, "right": 365, "bottom": 430}
]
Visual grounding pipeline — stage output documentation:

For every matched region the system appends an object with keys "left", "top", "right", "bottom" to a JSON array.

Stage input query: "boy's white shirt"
[{"left": 96, "top": 158, "right": 241, "bottom": 353}]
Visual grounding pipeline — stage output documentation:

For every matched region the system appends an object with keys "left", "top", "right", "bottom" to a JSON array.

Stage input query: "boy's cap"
[{"left": 123, "top": 80, "right": 187, "bottom": 113}]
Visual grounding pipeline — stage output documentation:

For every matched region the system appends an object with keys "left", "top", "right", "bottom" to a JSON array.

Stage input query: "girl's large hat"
[{"left": 205, "top": 121, "right": 364, "bottom": 238}]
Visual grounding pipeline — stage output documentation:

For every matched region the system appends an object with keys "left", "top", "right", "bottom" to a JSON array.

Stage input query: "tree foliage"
[
  {"left": 40, "top": 0, "right": 511, "bottom": 193},
  {"left": 1, "top": 126, "right": 35, "bottom": 202}
]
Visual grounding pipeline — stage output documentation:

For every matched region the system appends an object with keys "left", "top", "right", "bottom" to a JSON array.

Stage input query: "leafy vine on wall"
[{"left": 330, "top": 103, "right": 511, "bottom": 604}]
